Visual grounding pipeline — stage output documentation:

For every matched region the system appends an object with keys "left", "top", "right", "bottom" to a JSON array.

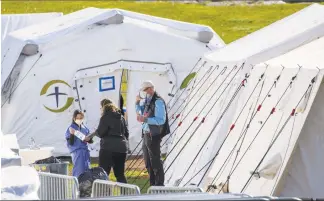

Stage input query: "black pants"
[
  {"left": 142, "top": 133, "right": 164, "bottom": 186},
  {"left": 99, "top": 150, "right": 127, "bottom": 183}
]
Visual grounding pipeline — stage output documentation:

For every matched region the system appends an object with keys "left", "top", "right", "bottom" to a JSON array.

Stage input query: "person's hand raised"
[
  {"left": 136, "top": 95, "right": 141, "bottom": 104},
  {"left": 137, "top": 115, "right": 145, "bottom": 122},
  {"left": 84, "top": 136, "right": 91, "bottom": 142}
]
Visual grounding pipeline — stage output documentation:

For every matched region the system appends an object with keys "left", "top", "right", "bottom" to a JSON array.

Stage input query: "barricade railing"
[
  {"left": 38, "top": 172, "right": 79, "bottom": 200},
  {"left": 91, "top": 180, "right": 141, "bottom": 198},
  {"left": 147, "top": 186, "right": 204, "bottom": 194},
  {"left": 83, "top": 192, "right": 250, "bottom": 200},
  {"left": 253, "top": 197, "right": 306, "bottom": 201}
]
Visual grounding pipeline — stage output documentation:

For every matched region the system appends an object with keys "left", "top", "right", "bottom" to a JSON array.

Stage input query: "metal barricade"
[
  {"left": 91, "top": 180, "right": 141, "bottom": 198},
  {"left": 38, "top": 172, "right": 79, "bottom": 200},
  {"left": 147, "top": 186, "right": 204, "bottom": 194}
]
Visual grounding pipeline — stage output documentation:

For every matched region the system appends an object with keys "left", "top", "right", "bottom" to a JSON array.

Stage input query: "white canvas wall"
[
  {"left": 276, "top": 81, "right": 324, "bottom": 198},
  {"left": 204, "top": 67, "right": 322, "bottom": 195},
  {"left": 202, "top": 36, "right": 324, "bottom": 196}
]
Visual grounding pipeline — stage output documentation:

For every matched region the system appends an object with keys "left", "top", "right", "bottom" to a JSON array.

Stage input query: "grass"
[
  {"left": 1, "top": 2, "right": 311, "bottom": 43},
  {"left": 68, "top": 160, "right": 150, "bottom": 193},
  {"left": 2, "top": 1, "right": 317, "bottom": 193}
]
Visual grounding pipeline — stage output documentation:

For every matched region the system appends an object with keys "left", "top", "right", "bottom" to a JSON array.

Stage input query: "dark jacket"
[
  {"left": 96, "top": 110, "right": 129, "bottom": 153},
  {"left": 143, "top": 92, "right": 171, "bottom": 137}
]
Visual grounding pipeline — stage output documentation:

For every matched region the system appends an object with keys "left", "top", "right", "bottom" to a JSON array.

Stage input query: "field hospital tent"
[
  {"left": 205, "top": 36, "right": 324, "bottom": 197},
  {"left": 1, "top": 12, "right": 63, "bottom": 43},
  {"left": 1, "top": 7, "right": 225, "bottom": 157},
  {"left": 163, "top": 3, "right": 324, "bottom": 194}
]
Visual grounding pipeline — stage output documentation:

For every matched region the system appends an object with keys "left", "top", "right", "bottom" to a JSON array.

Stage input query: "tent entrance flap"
[
  {"left": 73, "top": 60, "right": 176, "bottom": 156},
  {"left": 74, "top": 69, "right": 123, "bottom": 157}
]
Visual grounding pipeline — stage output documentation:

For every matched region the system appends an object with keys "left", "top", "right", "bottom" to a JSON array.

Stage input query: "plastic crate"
[{"left": 31, "top": 161, "right": 69, "bottom": 175}]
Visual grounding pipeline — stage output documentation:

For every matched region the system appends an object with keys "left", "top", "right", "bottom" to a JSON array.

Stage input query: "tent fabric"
[
  {"left": 1, "top": 7, "right": 224, "bottom": 88},
  {"left": 164, "top": 4, "right": 324, "bottom": 196},
  {"left": 1, "top": 12, "right": 63, "bottom": 42},
  {"left": 1, "top": 7, "right": 224, "bottom": 156},
  {"left": 1, "top": 13, "right": 63, "bottom": 78},
  {"left": 276, "top": 79, "right": 324, "bottom": 198},
  {"left": 202, "top": 37, "right": 324, "bottom": 196}
]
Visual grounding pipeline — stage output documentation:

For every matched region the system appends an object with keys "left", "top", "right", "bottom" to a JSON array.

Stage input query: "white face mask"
[
  {"left": 146, "top": 93, "right": 152, "bottom": 98},
  {"left": 75, "top": 119, "right": 83, "bottom": 125}
]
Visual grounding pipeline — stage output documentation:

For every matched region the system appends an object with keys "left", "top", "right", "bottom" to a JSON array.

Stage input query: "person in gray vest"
[{"left": 135, "top": 81, "right": 170, "bottom": 186}]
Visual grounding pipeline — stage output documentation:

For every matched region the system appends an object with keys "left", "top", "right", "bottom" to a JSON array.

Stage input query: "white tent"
[
  {"left": 1, "top": 12, "right": 63, "bottom": 42},
  {"left": 1, "top": 7, "right": 225, "bottom": 157},
  {"left": 164, "top": 3, "right": 324, "bottom": 194},
  {"left": 204, "top": 35, "right": 324, "bottom": 197}
]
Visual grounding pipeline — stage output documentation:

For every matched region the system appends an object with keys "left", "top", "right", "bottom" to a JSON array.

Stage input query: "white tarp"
[
  {"left": 1, "top": 12, "right": 63, "bottom": 42},
  {"left": 1, "top": 133, "right": 20, "bottom": 150},
  {"left": 1, "top": 148, "right": 22, "bottom": 168},
  {"left": 163, "top": 3, "right": 324, "bottom": 194},
  {"left": 1, "top": 166, "right": 40, "bottom": 200},
  {"left": 1, "top": 7, "right": 225, "bottom": 156}
]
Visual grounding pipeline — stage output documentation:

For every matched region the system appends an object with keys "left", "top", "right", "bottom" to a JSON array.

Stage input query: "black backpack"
[{"left": 78, "top": 167, "right": 108, "bottom": 198}]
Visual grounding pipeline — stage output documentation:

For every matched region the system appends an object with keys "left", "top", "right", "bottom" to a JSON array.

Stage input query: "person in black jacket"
[{"left": 86, "top": 99, "right": 129, "bottom": 183}]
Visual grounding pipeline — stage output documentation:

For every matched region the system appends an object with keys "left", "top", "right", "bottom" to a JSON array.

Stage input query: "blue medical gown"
[{"left": 65, "top": 123, "right": 91, "bottom": 177}]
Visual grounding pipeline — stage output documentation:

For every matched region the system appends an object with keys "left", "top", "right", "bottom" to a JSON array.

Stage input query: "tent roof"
[
  {"left": 1, "top": 12, "right": 62, "bottom": 42},
  {"left": 264, "top": 36, "right": 324, "bottom": 70},
  {"left": 1, "top": 7, "right": 225, "bottom": 88},
  {"left": 8, "top": 7, "right": 224, "bottom": 47},
  {"left": 204, "top": 3, "right": 324, "bottom": 64}
]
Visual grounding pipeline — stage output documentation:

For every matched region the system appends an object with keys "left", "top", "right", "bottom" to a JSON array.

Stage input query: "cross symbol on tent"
[{"left": 46, "top": 86, "right": 68, "bottom": 108}]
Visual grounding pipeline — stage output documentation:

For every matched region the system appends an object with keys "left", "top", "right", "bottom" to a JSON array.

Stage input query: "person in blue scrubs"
[{"left": 65, "top": 110, "right": 93, "bottom": 177}]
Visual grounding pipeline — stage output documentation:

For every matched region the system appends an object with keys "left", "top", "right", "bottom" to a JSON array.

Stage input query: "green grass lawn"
[
  {"left": 2, "top": 1, "right": 317, "bottom": 193},
  {"left": 1, "top": 2, "right": 311, "bottom": 43}
]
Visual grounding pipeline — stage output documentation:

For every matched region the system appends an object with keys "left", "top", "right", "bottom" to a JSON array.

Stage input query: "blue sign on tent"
[{"left": 99, "top": 76, "right": 115, "bottom": 92}]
